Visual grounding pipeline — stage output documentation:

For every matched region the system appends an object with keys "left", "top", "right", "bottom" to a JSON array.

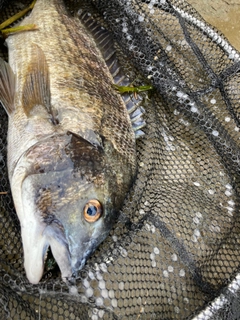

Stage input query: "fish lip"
[
  {"left": 24, "top": 220, "right": 73, "bottom": 284},
  {"left": 42, "top": 221, "right": 73, "bottom": 281}
]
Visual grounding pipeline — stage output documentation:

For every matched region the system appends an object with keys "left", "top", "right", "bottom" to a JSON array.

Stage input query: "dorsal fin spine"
[{"left": 78, "top": 11, "right": 146, "bottom": 139}]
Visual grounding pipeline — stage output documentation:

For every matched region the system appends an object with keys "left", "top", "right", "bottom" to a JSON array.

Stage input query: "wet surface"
[
  {"left": 1, "top": 1, "right": 240, "bottom": 319},
  {"left": 188, "top": 0, "right": 240, "bottom": 51}
]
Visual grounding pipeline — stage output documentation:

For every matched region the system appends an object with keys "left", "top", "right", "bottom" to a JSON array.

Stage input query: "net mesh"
[{"left": 1, "top": 0, "right": 240, "bottom": 319}]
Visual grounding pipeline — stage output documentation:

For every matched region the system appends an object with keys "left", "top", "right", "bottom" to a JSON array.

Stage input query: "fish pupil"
[{"left": 87, "top": 205, "right": 97, "bottom": 216}]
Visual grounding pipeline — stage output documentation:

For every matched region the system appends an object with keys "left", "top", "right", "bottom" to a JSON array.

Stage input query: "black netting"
[{"left": 1, "top": 0, "right": 240, "bottom": 319}]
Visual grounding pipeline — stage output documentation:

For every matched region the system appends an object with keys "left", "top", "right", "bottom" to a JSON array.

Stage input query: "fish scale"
[{"left": 7, "top": 0, "right": 136, "bottom": 170}]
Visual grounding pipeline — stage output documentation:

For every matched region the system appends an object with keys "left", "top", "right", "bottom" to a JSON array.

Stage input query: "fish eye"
[{"left": 83, "top": 199, "right": 102, "bottom": 223}]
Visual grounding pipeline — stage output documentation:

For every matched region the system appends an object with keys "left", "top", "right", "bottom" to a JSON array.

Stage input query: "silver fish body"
[{"left": 0, "top": 0, "right": 137, "bottom": 284}]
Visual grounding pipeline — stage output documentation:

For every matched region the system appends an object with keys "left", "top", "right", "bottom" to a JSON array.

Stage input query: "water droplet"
[
  {"left": 177, "top": 91, "right": 184, "bottom": 98},
  {"left": 96, "top": 297, "right": 104, "bottom": 306},
  {"left": 100, "top": 263, "right": 108, "bottom": 273},
  {"left": 168, "top": 266, "right": 174, "bottom": 272},
  {"left": 179, "top": 269, "right": 185, "bottom": 277},
  {"left": 190, "top": 106, "right": 198, "bottom": 113},
  {"left": 191, "top": 235, "right": 198, "bottom": 242},
  {"left": 171, "top": 254, "right": 178, "bottom": 261},
  {"left": 88, "top": 271, "right": 95, "bottom": 280},
  {"left": 150, "top": 253, "right": 155, "bottom": 260},
  {"left": 120, "top": 247, "right": 128, "bottom": 257},
  {"left": 193, "top": 181, "right": 200, "bottom": 187},
  {"left": 228, "top": 200, "right": 235, "bottom": 206},
  {"left": 112, "top": 235, "right": 118, "bottom": 242},
  {"left": 98, "top": 310, "right": 105, "bottom": 318},
  {"left": 119, "top": 282, "right": 124, "bottom": 290},
  {"left": 163, "top": 270, "right": 169, "bottom": 277},
  {"left": 183, "top": 297, "right": 189, "bottom": 304},
  {"left": 208, "top": 189, "right": 215, "bottom": 195},
  {"left": 196, "top": 212, "right": 202, "bottom": 219},
  {"left": 86, "top": 288, "right": 94, "bottom": 297},
  {"left": 109, "top": 290, "right": 115, "bottom": 299},
  {"left": 96, "top": 272, "right": 103, "bottom": 280},
  {"left": 99, "top": 280, "right": 105, "bottom": 289},
  {"left": 111, "top": 298, "right": 118, "bottom": 308},
  {"left": 194, "top": 229, "right": 200, "bottom": 237},
  {"left": 83, "top": 279, "right": 90, "bottom": 288},
  {"left": 225, "top": 190, "right": 232, "bottom": 197},
  {"left": 193, "top": 217, "right": 200, "bottom": 224},
  {"left": 151, "top": 260, "right": 157, "bottom": 267},
  {"left": 101, "top": 289, "right": 108, "bottom": 299},
  {"left": 210, "top": 98, "right": 216, "bottom": 104},
  {"left": 151, "top": 225, "right": 156, "bottom": 233},
  {"left": 174, "top": 306, "right": 180, "bottom": 313}
]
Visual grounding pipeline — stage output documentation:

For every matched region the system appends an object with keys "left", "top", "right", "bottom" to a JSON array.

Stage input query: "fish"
[{"left": 0, "top": 0, "right": 145, "bottom": 284}]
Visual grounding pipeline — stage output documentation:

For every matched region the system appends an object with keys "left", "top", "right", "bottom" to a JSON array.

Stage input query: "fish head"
[
  {"left": 19, "top": 132, "right": 135, "bottom": 284},
  {"left": 61, "top": 188, "right": 115, "bottom": 273},
  {"left": 56, "top": 176, "right": 117, "bottom": 275}
]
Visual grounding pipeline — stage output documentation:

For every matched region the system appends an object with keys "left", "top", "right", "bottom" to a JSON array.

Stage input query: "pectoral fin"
[
  {"left": 22, "top": 44, "right": 58, "bottom": 124},
  {"left": 0, "top": 58, "right": 15, "bottom": 115},
  {"left": 67, "top": 129, "right": 103, "bottom": 149}
]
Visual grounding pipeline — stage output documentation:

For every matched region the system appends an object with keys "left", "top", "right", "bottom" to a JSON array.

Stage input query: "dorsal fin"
[
  {"left": 22, "top": 44, "right": 58, "bottom": 125},
  {"left": 78, "top": 11, "right": 128, "bottom": 86},
  {"left": 78, "top": 11, "right": 146, "bottom": 138},
  {"left": 0, "top": 58, "right": 15, "bottom": 115}
]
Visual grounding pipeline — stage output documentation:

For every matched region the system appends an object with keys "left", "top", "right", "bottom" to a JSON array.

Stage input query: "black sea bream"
[{"left": 0, "top": 0, "right": 143, "bottom": 284}]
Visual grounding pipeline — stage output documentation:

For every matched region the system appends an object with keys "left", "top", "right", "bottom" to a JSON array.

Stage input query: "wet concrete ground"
[{"left": 188, "top": 0, "right": 240, "bottom": 51}]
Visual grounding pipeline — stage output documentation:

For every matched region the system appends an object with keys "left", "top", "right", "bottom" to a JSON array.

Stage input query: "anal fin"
[
  {"left": 0, "top": 58, "right": 15, "bottom": 115},
  {"left": 22, "top": 44, "right": 58, "bottom": 124}
]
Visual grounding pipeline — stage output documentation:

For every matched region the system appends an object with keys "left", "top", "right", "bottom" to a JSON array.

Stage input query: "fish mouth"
[
  {"left": 43, "top": 222, "right": 73, "bottom": 281},
  {"left": 23, "top": 219, "right": 73, "bottom": 284}
]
